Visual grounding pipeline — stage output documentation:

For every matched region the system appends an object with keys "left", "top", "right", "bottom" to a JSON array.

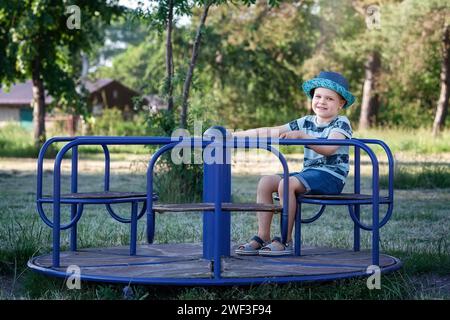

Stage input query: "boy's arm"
[{"left": 280, "top": 130, "right": 346, "bottom": 156}]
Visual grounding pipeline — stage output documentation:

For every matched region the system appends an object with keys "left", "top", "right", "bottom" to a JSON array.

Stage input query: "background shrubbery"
[{"left": 87, "top": 108, "right": 149, "bottom": 136}]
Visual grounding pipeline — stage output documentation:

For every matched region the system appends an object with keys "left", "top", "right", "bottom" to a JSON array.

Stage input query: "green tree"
[
  {"left": 380, "top": 0, "right": 449, "bottom": 131},
  {"left": 95, "top": 31, "right": 168, "bottom": 95},
  {"left": 299, "top": 0, "right": 450, "bottom": 131},
  {"left": 0, "top": 0, "right": 122, "bottom": 148},
  {"left": 88, "top": 15, "right": 149, "bottom": 71},
  {"left": 196, "top": 1, "right": 319, "bottom": 128},
  {"left": 433, "top": 22, "right": 449, "bottom": 136},
  {"left": 135, "top": 0, "right": 193, "bottom": 113},
  {"left": 133, "top": 0, "right": 281, "bottom": 129},
  {"left": 300, "top": 0, "right": 389, "bottom": 129},
  {"left": 351, "top": 0, "right": 385, "bottom": 129},
  {"left": 100, "top": 0, "right": 450, "bottom": 131}
]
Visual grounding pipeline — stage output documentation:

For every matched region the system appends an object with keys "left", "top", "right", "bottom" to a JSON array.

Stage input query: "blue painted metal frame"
[
  {"left": 144, "top": 138, "right": 290, "bottom": 267},
  {"left": 28, "top": 254, "right": 402, "bottom": 286},
  {"left": 36, "top": 136, "right": 169, "bottom": 267},
  {"left": 354, "top": 145, "right": 361, "bottom": 251},
  {"left": 293, "top": 138, "right": 395, "bottom": 265},
  {"left": 203, "top": 127, "right": 232, "bottom": 261},
  {"left": 34, "top": 132, "right": 395, "bottom": 284}
]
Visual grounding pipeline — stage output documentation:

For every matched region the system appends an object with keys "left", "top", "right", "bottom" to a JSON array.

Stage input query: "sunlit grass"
[
  {"left": 355, "top": 128, "right": 450, "bottom": 154},
  {"left": 1, "top": 125, "right": 449, "bottom": 158}
]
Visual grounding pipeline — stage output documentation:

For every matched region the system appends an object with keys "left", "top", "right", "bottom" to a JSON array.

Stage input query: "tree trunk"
[
  {"left": 165, "top": 0, "right": 174, "bottom": 112},
  {"left": 432, "top": 23, "right": 450, "bottom": 137},
  {"left": 180, "top": 1, "right": 211, "bottom": 129},
  {"left": 32, "top": 58, "right": 46, "bottom": 149},
  {"left": 359, "top": 51, "right": 381, "bottom": 130}
]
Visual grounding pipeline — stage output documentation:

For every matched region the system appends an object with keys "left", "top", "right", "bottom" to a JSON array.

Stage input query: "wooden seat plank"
[
  {"left": 58, "top": 192, "right": 148, "bottom": 199},
  {"left": 300, "top": 193, "right": 390, "bottom": 201},
  {"left": 153, "top": 203, "right": 282, "bottom": 213},
  {"left": 273, "top": 193, "right": 390, "bottom": 202}
]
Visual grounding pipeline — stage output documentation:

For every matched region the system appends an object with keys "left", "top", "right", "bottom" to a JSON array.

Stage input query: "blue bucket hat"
[{"left": 302, "top": 71, "right": 355, "bottom": 109}]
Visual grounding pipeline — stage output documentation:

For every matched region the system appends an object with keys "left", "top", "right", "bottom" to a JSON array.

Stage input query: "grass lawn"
[{"left": 0, "top": 150, "right": 449, "bottom": 300}]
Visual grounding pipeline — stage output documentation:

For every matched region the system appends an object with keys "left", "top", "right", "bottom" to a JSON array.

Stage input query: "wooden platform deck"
[{"left": 28, "top": 244, "right": 401, "bottom": 285}]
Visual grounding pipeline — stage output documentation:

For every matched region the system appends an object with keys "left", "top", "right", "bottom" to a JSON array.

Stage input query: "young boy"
[{"left": 234, "top": 71, "right": 355, "bottom": 256}]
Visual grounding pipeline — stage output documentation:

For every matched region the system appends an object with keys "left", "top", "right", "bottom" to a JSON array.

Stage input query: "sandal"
[
  {"left": 258, "top": 236, "right": 293, "bottom": 256},
  {"left": 235, "top": 235, "right": 269, "bottom": 256}
]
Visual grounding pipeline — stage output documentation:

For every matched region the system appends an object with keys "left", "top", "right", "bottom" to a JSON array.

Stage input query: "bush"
[
  {"left": 147, "top": 110, "right": 203, "bottom": 203},
  {"left": 0, "top": 124, "right": 38, "bottom": 157},
  {"left": 89, "top": 108, "right": 149, "bottom": 136}
]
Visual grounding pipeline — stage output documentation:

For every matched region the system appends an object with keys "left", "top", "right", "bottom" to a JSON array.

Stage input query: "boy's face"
[{"left": 311, "top": 87, "right": 346, "bottom": 121}]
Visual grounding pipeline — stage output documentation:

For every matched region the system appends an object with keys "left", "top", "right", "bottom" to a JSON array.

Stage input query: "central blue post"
[{"left": 203, "top": 126, "right": 231, "bottom": 260}]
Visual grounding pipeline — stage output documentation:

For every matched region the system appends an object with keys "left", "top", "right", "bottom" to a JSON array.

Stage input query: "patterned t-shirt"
[{"left": 283, "top": 115, "right": 353, "bottom": 182}]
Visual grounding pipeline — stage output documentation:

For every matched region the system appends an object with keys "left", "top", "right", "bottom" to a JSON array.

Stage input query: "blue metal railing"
[
  {"left": 144, "top": 139, "right": 290, "bottom": 279},
  {"left": 36, "top": 133, "right": 394, "bottom": 273}
]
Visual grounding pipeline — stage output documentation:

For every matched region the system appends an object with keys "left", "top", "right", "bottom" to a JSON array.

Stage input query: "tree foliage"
[
  {"left": 1, "top": 0, "right": 121, "bottom": 102},
  {"left": 95, "top": 0, "right": 450, "bottom": 131},
  {"left": 0, "top": 0, "right": 122, "bottom": 146}
]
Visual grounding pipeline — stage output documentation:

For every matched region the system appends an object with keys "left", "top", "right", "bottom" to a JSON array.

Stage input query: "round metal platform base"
[{"left": 28, "top": 244, "right": 402, "bottom": 286}]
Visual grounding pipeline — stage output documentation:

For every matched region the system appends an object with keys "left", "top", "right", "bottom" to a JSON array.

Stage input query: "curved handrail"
[
  {"left": 36, "top": 139, "right": 133, "bottom": 227},
  {"left": 275, "top": 137, "right": 381, "bottom": 265},
  {"left": 250, "top": 137, "right": 387, "bottom": 267},
  {"left": 347, "top": 139, "right": 395, "bottom": 233},
  {"left": 347, "top": 203, "right": 394, "bottom": 231},
  {"left": 46, "top": 135, "right": 385, "bottom": 267},
  {"left": 49, "top": 137, "right": 177, "bottom": 267},
  {"left": 145, "top": 142, "right": 180, "bottom": 243},
  {"left": 274, "top": 195, "right": 327, "bottom": 224},
  {"left": 102, "top": 144, "right": 111, "bottom": 191},
  {"left": 36, "top": 202, "right": 84, "bottom": 230},
  {"left": 145, "top": 139, "right": 291, "bottom": 244},
  {"left": 357, "top": 139, "right": 395, "bottom": 202},
  {"left": 36, "top": 137, "right": 77, "bottom": 228},
  {"left": 301, "top": 205, "right": 327, "bottom": 224},
  {"left": 106, "top": 201, "right": 147, "bottom": 223},
  {"left": 36, "top": 137, "right": 76, "bottom": 200},
  {"left": 99, "top": 144, "right": 147, "bottom": 223},
  {"left": 296, "top": 138, "right": 395, "bottom": 230}
]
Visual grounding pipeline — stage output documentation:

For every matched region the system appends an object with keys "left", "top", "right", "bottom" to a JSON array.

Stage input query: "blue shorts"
[{"left": 280, "top": 169, "right": 345, "bottom": 195}]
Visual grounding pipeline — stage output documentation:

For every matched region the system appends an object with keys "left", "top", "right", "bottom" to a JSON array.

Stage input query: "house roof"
[
  {"left": 0, "top": 80, "right": 53, "bottom": 106},
  {"left": 83, "top": 78, "right": 116, "bottom": 93},
  {"left": 0, "top": 79, "right": 140, "bottom": 107}
]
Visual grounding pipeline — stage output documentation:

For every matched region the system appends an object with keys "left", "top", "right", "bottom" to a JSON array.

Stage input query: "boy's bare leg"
[
  {"left": 278, "top": 177, "right": 306, "bottom": 244},
  {"left": 239, "top": 175, "right": 281, "bottom": 250},
  {"left": 256, "top": 175, "right": 282, "bottom": 243}
]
